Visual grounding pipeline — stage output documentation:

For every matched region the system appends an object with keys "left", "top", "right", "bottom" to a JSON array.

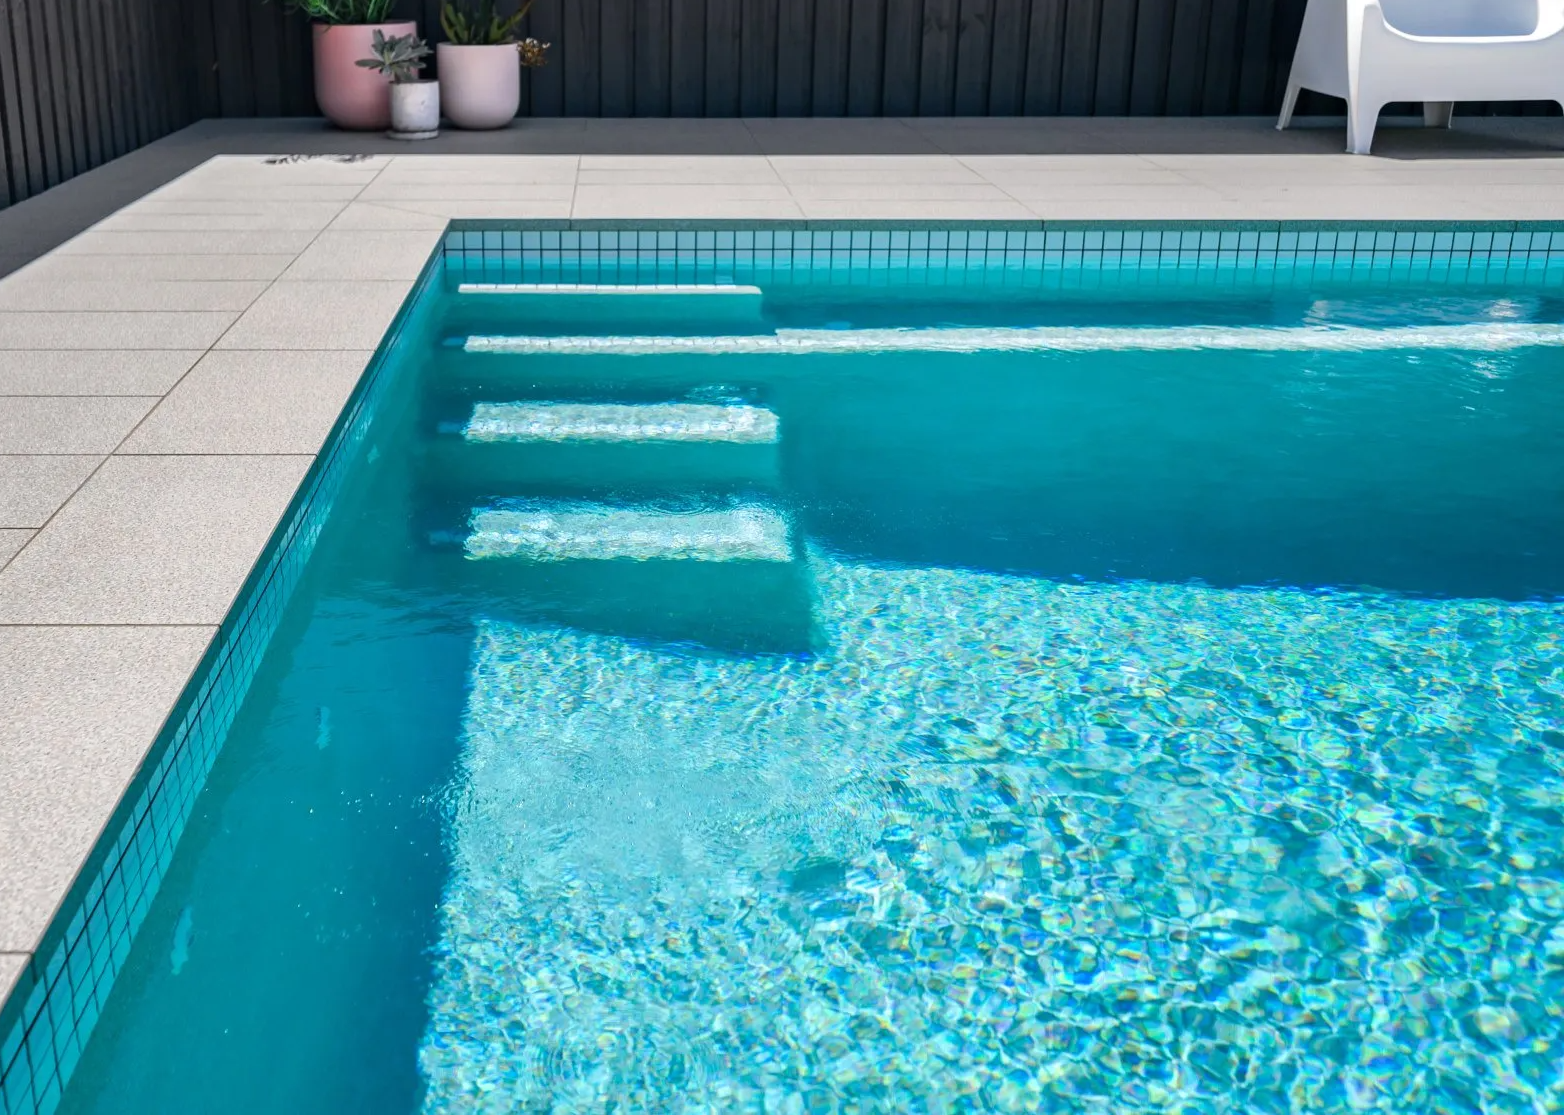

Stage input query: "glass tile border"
[
  {"left": 439, "top": 219, "right": 1564, "bottom": 289},
  {"left": 0, "top": 248, "right": 447, "bottom": 1115}
]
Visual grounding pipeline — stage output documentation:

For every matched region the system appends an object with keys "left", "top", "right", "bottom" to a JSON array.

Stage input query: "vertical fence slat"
[
  {"left": 1162, "top": 0, "right": 1207, "bottom": 115},
  {"left": 600, "top": 0, "right": 635, "bottom": 115},
  {"left": 1093, "top": 0, "right": 1135, "bottom": 114},
  {"left": 531, "top": 0, "right": 567, "bottom": 116},
  {"left": 0, "top": 0, "right": 14, "bottom": 207},
  {"left": 881, "top": 0, "right": 922, "bottom": 115},
  {"left": 776, "top": 0, "right": 816, "bottom": 116},
  {"left": 1021, "top": 0, "right": 1063, "bottom": 114},
  {"left": 670, "top": 0, "right": 706, "bottom": 115},
  {"left": 566, "top": 0, "right": 605, "bottom": 115},
  {"left": 776, "top": 0, "right": 815, "bottom": 115},
  {"left": 952, "top": 0, "right": 992, "bottom": 116},
  {"left": 812, "top": 0, "right": 850, "bottom": 115},
  {"left": 250, "top": 0, "right": 284, "bottom": 117},
  {"left": 81, "top": 0, "right": 118, "bottom": 160},
  {"left": 1059, "top": 0, "right": 1100, "bottom": 114},
  {"left": 634, "top": 0, "right": 670, "bottom": 115},
  {"left": 985, "top": 0, "right": 1029, "bottom": 114},
  {"left": 918, "top": 0, "right": 958, "bottom": 115},
  {"left": 59, "top": 0, "right": 95, "bottom": 171},
  {"left": 740, "top": 0, "right": 778, "bottom": 114},
  {"left": 845, "top": 0, "right": 885, "bottom": 115},
  {"left": 1127, "top": 0, "right": 1172, "bottom": 113},
  {"left": 1235, "top": 0, "right": 1273, "bottom": 114},
  {"left": 704, "top": 0, "right": 741, "bottom": 115},
  {"left": 1201, "top": 0, "right": 1244, "bottom": 113}
]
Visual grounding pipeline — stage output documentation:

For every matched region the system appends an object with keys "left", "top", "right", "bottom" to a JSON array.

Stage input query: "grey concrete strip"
[
  {"left": 0, "top": 456, "right": 103, "bottom": 527},
  {"left": 0, "top": 351, "right": 203, "bottom": 396},
  {"left": 0, "top": 281, "right": 269, "bottom": 313},
  {"left": 120, "top": 350, "right": 373, "bottom": 455},
  {"left": 215, "top": 281, "right": 417, "bottom": 350},
  {"left": 0, "top": 455, "right": 313, "bottom": 625},
  {"left": 0, "top": 312, "right": 239, "bottom": 350},
  {"left": 0, "top": 530, "right": 31, "bottom": 568},
  {"left": 0, "top": 625, "right": 214, "bottom": 953},
  {"left": 0, "top": 397, "right": 157, "bottom": 454}
]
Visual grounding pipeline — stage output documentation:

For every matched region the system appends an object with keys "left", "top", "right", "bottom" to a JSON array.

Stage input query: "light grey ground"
[{"left": 1, "top": 112, "right": 1562, "bottom": 1006}]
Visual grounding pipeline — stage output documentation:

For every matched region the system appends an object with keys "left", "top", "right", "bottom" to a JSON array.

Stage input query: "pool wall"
[
  {"left": 0, "top": 253, "right": 444, "bottom": 1115},
  {"left": 4, "top": 217, "right": 1564, "bottom": 1115}
]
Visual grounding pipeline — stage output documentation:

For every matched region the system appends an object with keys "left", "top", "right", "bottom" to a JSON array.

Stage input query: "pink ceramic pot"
[
  {"left": 437, "top": 43, "right": 520, "bottom": 130},
  {"left": 313, "top": 21, "right": 417, "bottom": 131}
]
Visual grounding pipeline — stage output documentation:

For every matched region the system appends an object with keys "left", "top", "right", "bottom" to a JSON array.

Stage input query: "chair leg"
[
  {"left": 1277, "top": 79, "right": 1302, "bottom": 131},
  {"left": 1347, "top": 99, "right": 1380, "bottom": 155},
  {"left": 1424, "top": 101, "right": 1454, "bottom": 128}
]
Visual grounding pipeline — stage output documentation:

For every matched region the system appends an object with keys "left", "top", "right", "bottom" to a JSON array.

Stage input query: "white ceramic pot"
[
  {"left": 436, "top": 42, "right": 520, "bottom": 130},
  {"left": 390, "top": 80, "right": 440, "bottom": 136}
]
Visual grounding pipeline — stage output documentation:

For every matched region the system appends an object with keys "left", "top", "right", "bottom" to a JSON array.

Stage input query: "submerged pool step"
[
  {"left": 461, "top": 322, "right": 1564, "bottom": 355},
  {"left": 450, "top": 283, "right": 766, "bottom": 329},
  {"left": 465, "top": 503, "right": 793, "bottom": 563},
  {"left": 463, "top": 401, "right": 778, "bottom": 444}
]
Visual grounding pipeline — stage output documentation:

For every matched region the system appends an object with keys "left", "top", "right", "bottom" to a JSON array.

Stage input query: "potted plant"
[
  {"left": 289, "top": 0, "right": 416, "bottom": 130},
  {"left": 358, "top": 30, "right": 439, "bottom": 138},
  {"left": 437, "top": 0, "right": 551, "bottom": 130}
]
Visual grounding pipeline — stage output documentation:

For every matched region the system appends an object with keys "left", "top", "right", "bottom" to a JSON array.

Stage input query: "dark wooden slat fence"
[{"left": 2, "top": 0, "right": 1560, "bottom": 211}]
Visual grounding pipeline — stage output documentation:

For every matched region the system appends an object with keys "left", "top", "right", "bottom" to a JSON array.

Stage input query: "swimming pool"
[{"left": 9, "top": 224, "right": 1564, "bottom": 1113}]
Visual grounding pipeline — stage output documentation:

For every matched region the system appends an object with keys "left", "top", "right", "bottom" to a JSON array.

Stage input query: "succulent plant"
[
  {"left": 356, "top": 30, "right": 432, "bottom": 84},
  {"left": 284, "top": 0, "right": 396, "bottom": 24},
  {"left": 440, "top": 0, "right": 537, "bottom": 45}
]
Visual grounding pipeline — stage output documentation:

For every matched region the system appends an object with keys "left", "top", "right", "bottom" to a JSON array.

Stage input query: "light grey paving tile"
[
  {"left": 784, "top": 181, "right": 1019, "bottom": 201},
  {"left": 0, "top": 454, "right": 312, "bottom": 624},
  {"left": 121, "top": 350, "right": 372, "bottom": 454},
  {"left": 0, "top": 351, "right": 201, "bottom": 397},
  {"left": 17, "top": 254, "right": 299, "bottom": 283},
  {"left": 97, "top": 199, "right": 349, "bottom": 230},
  {"left": 361, "top": 199, "right": 574, "bottom": 220},
  {"left": 0, "top": 280, "right": 267, "bottom": 312},
  {"left": 0, "top": 529, "right": 31, "bottom": 566},
  {"left": 0, "top": 351, "right": 201, "bottom": 396},
  {"left": 327, "top": 202, "right": 453, "bottom": 231},
  {"left": 143, "top": 182, "right": 369, "bottom": 204},
  {"left": 578, "top": 156, "right": 780, "bottom": 183},
  {"left": 56, "top": 229, "right": 320, "bottom": 256},
  {"left": 0, "top": 625, "right": 215, "bottom": 953},
  {"left": 795, "top": 199, "right": 1037, "bottom": 220},
  {"left": 0, "top": 397, "right": 156, "bottom": 453},
  {"left": 0, "top": 456, "right": 101, "bottom": 527},
  {"left": 378, "top": 156, "right": 580, "bottom": 182},
  {"left": 281, "top": 230, "right": 444, "bottom": 281},
  {"left": 766, "top": 154, "right": 967, "bottom": 173},
  {"left": 0, "top": 311, "right": 238, "bottom": 350},
  {"left": 772, "top": 163, "right": 988, "bottom": 184},
  {"left": 216, "top": 282, "right": 411, "bottom": 350},
  {"left": 572, "top": 197, "right": 809, "bottom": 219},
  {"left": 356, "top": 181, "right": 578, "bottom": 202}
]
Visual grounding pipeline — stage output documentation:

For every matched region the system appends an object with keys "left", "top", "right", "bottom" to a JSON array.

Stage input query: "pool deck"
[{"left": 3, "top": 112, "right": 1564, "bottom": 1005}]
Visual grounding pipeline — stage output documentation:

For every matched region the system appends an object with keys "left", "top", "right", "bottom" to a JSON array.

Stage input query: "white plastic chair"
[{"left": 1277, "top": 0, "right": 1564, "bottom": 153}]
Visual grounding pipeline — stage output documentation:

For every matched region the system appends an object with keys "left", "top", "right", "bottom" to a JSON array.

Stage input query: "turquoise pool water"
[{"left": 56, "top": 266, "right": 1564, "bottom": 1113}]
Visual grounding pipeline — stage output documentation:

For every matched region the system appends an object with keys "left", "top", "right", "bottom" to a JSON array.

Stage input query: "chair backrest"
[{"left": 1379, "top": 0, "right": 1538, "bottom": 36}]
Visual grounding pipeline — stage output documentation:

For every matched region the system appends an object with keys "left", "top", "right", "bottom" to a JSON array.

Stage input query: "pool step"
[
  {"left": 460, "top": 321, "right": 1564, "bottom": 355},
  {"left": 464, "top": 502, "right": 793, "bottom": 563},
  {"left": 447, "top": 283, "right": 766, "bottom": 331},
  {"left": 463, "top": 401, "right": 778, "bottom": 445},
  {"left": 421, "top": 400, "right": 782, "bottom": 497}
]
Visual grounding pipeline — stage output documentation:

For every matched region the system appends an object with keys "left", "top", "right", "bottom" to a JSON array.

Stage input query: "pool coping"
[{"left": 3, "top": 138, "right": 1564, "bottom": 1111}]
